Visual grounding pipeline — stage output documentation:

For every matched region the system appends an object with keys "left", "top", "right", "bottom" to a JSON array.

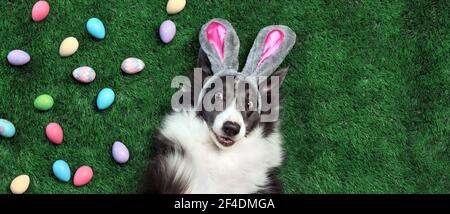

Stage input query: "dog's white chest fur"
[{"left": 159, "top": 110, "right": 284, "bottom": 194}]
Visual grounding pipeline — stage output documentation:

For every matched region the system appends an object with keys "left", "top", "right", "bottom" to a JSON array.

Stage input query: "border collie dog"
[{"left": 143, "top": 19, "right": 296, "bottom": 194}]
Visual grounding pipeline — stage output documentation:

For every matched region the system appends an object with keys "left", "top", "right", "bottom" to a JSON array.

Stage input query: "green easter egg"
[{"left": 34, "top": 94, "right": 54, "bottom": 111}]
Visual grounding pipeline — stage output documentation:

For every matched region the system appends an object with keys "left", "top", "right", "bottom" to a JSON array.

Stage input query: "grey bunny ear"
[
  {"left": 199, "top": 18, "right": 240, "bottom": 74},
  {"left": 241, "top": 25, "right": 296, "bottom": 77}
]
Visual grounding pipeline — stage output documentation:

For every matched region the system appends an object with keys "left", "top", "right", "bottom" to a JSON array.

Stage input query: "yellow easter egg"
[
  {"left": 166, "top": 0, "right": 186, "bottom": 15},
  {"left": 59, "top": 37, "right": 79, "bottom": 57},
  {"left": 10, "top": 175, "right": 30, "bottom": 194}
]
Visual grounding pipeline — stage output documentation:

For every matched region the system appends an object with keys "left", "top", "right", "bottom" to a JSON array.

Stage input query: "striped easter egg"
[
  {"left": 121, "top": 57, "right": 145, "bottom": 74},
  {"left": 0, "top": 119, "right": 16, "bottom": 138},
  {"left": 72, "top": 66, "right": 96, "bottom": 83}
]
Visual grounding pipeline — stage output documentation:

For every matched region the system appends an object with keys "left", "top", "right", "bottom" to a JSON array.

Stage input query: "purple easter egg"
[
  {"left": 7, "top": 50, "right": 31, "bottom": 66},
  {"left": 159, "top": 20, "right": 176, "bottom": 44},
  {"left": 112, "top": 141, "right": 129, "bottom": 164}
]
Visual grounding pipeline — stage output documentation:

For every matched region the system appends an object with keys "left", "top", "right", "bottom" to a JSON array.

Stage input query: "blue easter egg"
[
  {"left": 96, "top": 88, "right": 115, "bottom": 110},
  {"left": 52, "top": 160, "right": 71, "bottom": 182},
  {"left": 0, "top": 119, "right": 16, "bottom": 138},
  {"left": 86, "top": 18, "right": 105, "bottom": 39}
]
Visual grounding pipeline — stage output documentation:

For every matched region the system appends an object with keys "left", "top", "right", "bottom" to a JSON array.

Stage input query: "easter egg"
[
  {"left": 34, "top": 94, "right": 54, "bottom": 111},
  {"left": 59, "top": 37, "right": 79, "bottom": 57},
  {"left": 45, "top": 122, "right": 63, "bottom": 145},
  {"left": 96, "top": 88, "right": 115, "bottom": 110},
  {"left": 10, "top": 175, "right": 30, "bottom": 194},
  {"left": 86, "top": 18, "right": 105, "bottom": 40},
  {"left": 7, "top": 50, "right": 31, "bottom": 66},
  {"left": 112, "top": 141, "right": 130, "bottom": 164},
  {"left": 0, "top": 119, "right": 16, "bottom": 138},
  {"left": 166, "top": 0, "right": 186, "bottom": 14},
  {"left": 73, "top": 166, "right": 93, "bottom": 187},
  {"left": 121, "top": 58, "right": 145, "bottom": 74},
  {"left": 31, "top": 1, "right": 50, "bottom": 22},
  {"left": 52, "top": 160, "right": 71, "bottom": 182},
  {"left": 159, "top": 20, "right": 176, "bottom": 44},
  {"left": 72, "top": 66, "right": 96, "bottom": 83}
]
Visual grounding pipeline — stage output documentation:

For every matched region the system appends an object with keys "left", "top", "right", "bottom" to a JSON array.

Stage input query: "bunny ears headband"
[
  {"left": 199, "top": 18, "right": 296, "bottom": 79},
  {"left": 196, "top": 18, "right": 296, "bottom": 112}
]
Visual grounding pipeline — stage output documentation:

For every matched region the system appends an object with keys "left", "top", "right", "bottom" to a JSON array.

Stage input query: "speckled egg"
[
  {"left": 72, "top": 66, "right": 96, "bottom": 83},
  {"left": 0, "top": 119, "right": 16, "bottom": 138},
  {"left": 121, "top": 58, "right": 145, "bottom": 74}
]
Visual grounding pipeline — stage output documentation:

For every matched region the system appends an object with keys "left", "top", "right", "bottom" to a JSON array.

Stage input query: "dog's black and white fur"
[{"left": 142, "top": 19, "right": 296, "bottom": 194}]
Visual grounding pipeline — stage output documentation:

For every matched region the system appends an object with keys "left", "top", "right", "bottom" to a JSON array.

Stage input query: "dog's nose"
[{"left": 222, "top": 121, "right": 240, "bottom": 137}]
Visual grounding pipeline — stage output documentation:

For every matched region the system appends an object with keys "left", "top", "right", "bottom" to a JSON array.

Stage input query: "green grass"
[{"left": 0, "top": 0, "right": 449, "bottom": 194}]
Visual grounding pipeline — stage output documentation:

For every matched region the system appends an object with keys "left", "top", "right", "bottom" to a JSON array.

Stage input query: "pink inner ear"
[
  {"left": 257, "top": 30, "right": 284, "bottom": 67},
  {"left": 206, "top": 22, "right": 227, "bottom": 63}
]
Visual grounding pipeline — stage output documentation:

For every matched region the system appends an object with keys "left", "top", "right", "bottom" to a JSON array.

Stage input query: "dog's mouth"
[{"left": 213, "top": 132, "right": 236, "bottom": 147}]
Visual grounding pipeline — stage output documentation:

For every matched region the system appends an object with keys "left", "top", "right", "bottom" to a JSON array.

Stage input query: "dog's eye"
[
  {"left": 215, "top": 92, "right": 223, "bottom": 101},
  {"left": 247, "top": 101, "right": 254, "bottom": 109},
  {"left": 246, "top": 100, "right": 256, "bottom": 117}
]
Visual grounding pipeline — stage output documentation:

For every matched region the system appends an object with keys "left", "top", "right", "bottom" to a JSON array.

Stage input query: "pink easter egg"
[
  {"left": 73, "top": 166, "right": 93, "bottom": 187},
  {"left": 32, "top": 1, "right": 50, "bottom": 22},
  {"left": 45, "top": 122, "right": 63, "bottom": 145}
]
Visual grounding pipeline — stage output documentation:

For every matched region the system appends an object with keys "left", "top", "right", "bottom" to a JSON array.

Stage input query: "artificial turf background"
[{"left": 0, "top": 0, "right": 449, "bottom": 194}]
